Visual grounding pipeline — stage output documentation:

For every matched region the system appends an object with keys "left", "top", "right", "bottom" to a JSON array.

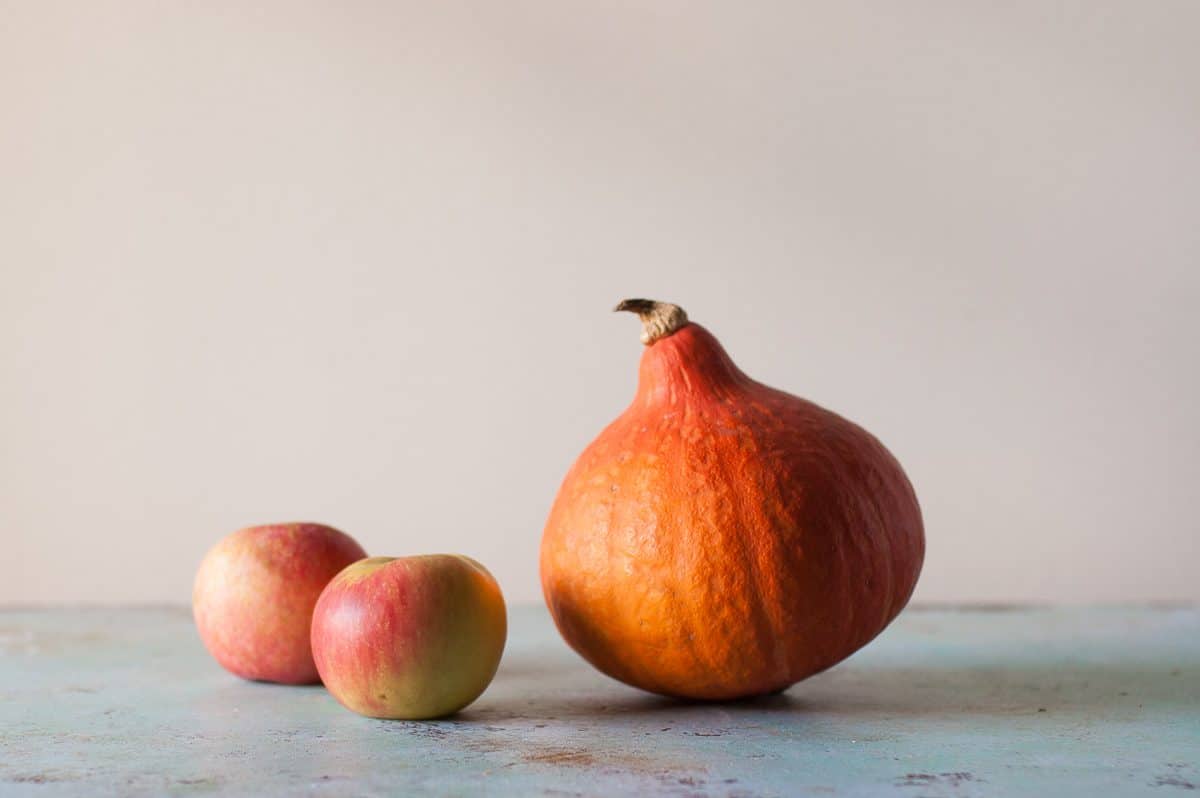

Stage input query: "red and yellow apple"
[
  {"left": 311, "top": 554, "right": 507, "bottom": 719},
  {"left": 193, "top": 522, "right": 367, "bottom": 684}
]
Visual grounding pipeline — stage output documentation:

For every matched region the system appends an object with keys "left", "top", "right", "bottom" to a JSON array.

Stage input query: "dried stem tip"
[{"left": 614, "top": 299, "right": 689, "bottom": 345}]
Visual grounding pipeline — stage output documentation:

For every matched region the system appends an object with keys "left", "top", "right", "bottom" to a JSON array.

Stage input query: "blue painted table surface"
[{"left": 1, "top": 604, "right": 1197, "bottom": 796}]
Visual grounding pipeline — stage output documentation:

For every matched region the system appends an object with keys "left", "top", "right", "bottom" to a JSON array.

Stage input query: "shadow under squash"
[{"left": 471, "top": 651, "right": 1199, "bottom": 724}]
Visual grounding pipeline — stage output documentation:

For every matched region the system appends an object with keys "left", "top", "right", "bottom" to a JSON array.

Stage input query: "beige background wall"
[{"left": 3, "top": 1, "right": 1197, "bottom": 605}]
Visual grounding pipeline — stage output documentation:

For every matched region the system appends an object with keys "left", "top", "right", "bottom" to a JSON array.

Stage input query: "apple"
[
  {"left": 311, "top": 554, "right": 507, "bottom": 719},
  {"left": 193, "top": 522, "right": 367, "bottom": 684}
]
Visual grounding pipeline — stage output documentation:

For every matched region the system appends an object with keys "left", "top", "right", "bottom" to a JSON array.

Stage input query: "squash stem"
[{"left": 614, "top": 299, "right": 689, "bottom": 345}]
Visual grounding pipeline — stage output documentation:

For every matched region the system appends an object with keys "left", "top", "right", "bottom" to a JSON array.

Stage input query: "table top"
[{"left": 1, "top": 604, "right": 1196, "bottom": 796}]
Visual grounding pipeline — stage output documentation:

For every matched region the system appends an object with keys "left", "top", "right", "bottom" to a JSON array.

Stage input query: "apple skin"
[
  {"left": 193, "top": 523, "right": 367, "bottom": 685},
  {"left": 311, "top": 554, "right": 507, "bottom": 719}
]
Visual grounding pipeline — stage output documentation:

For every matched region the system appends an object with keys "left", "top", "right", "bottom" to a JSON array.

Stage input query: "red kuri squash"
[{"left": 540, "top": 300, "right": 924, "bottom": 700}]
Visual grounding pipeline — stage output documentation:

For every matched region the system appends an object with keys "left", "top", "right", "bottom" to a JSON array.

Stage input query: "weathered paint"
[{"left": 0, "top": 605, "right": 1197, "bottom": 796}]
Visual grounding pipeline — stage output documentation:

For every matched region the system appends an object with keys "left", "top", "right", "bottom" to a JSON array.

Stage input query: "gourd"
[{"left": 540, "top": 300, "right": 924, "bottom": 700}]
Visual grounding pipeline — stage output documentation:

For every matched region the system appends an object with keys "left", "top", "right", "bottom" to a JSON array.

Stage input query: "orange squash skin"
[{"left": 540, "top": 322, "right": 924, "bottom": 700}]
